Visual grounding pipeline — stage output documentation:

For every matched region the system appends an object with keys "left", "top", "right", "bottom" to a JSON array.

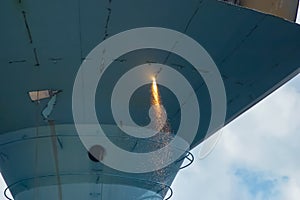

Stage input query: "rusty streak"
[{"left": 48, "top": 120, "right": 63, "bottom": 200}]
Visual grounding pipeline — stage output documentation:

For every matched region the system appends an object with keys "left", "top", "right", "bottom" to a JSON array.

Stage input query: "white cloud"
[
  {"left": 297, "top": 2, "right": 300, "bottom": 24},
  {"left": 0, "top": 174, "right": 11, "bottom": 199},
  {"left": 172, "top": 74, "right": 300, "bottom": 200}
]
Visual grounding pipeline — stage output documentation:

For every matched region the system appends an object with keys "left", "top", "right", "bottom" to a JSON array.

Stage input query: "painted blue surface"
[{"left": 0, "top": 0, "right": 299, "bottom": 199}]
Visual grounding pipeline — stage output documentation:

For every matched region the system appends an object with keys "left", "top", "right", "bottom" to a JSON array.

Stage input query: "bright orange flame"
[
  {"left": 152, "top": 77, "right": 161, "bottom": 105},
  {"left": 151, "top": 77, "right": 162, "bottom": 131}
]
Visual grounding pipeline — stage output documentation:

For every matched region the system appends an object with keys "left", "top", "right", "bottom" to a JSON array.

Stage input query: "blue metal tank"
[{"left": 0, "top": 0, "right": 299, "bottom": 199}]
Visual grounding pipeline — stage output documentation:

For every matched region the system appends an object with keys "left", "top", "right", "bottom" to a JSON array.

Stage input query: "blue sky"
[
  {"left": 170, "top": 73, "right": 300, "bottom": 200},
  {"left": 1, "top": 3, "right": 300, "bottom": 200}
]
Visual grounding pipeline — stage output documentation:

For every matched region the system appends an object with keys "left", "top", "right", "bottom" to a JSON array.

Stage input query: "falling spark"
[{"left": 150, "top": 76, "right": 173, "bottom": 182}]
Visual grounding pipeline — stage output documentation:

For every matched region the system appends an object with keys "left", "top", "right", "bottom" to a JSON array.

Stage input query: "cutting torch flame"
[
  {"left": 151, "top": 76, "right": 168, "bottom": 132},
  {"left": 152, "top": 77, "right": 161, "bottom": 106}
]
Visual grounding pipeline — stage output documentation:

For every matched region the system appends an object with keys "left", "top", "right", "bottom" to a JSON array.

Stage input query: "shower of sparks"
[{"left": 150, "top": 77, "right": 173, "bottom": 183}]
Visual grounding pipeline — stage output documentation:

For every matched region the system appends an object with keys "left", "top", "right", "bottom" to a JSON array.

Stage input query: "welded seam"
[
  {"left": 0, "top": 153, "right": 8, "bottom": 162},
  {"left": 130, "top": 140, "right": 138, "bottom": 151},
  {"left": 103, "top": 0, "right": 112, "bottom": 40},
  {"left": 9, "top": 60, "right": 26, "bottom": 64},
  {"left": 184, "top": 0, "right": 203, "bottom": 33},
  {"left": 5, "top": 173, "right": 173, "bottom": 200},
  {"left": 163, "top": 0, "right": 203, "bottom": 65},
  {"left": 220, "top": 15, "right": 267, "bottom": 64},
  {"left": 249, "top": 46, "right": 300, "bottom": 87},
  {"left": 22, "top": 11, "right": 33, "bottom": 44},
  {"left": 167, "top": 0, "right": 207, "bottom": 120},
  {"left": 21, "top": 10, "right": 41, "bottom": 67},
  {"left": 33, "top": 48, "right": 40, "bottom": 66},
  {"left": 77, "top": 0, "right": 84, "bottom": 61},
  {"left": 184, "top": 5, "right": 200, "bottom": 33}
]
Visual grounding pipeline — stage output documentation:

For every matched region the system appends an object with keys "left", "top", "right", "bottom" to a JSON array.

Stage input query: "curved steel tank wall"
[{"left": 1, "top": 0, "right": 300, "bottom": 199}]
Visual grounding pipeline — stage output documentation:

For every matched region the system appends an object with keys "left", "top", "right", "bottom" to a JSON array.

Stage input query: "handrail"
[
  {"left": 4, "top": 172, "right": 173, "bottom": 200},
  {"left": 4, "top": 187, "right": 12, "bottom": 200},
  {"left": 175, "top": 151, "right": 194, "bottom": 170}
]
